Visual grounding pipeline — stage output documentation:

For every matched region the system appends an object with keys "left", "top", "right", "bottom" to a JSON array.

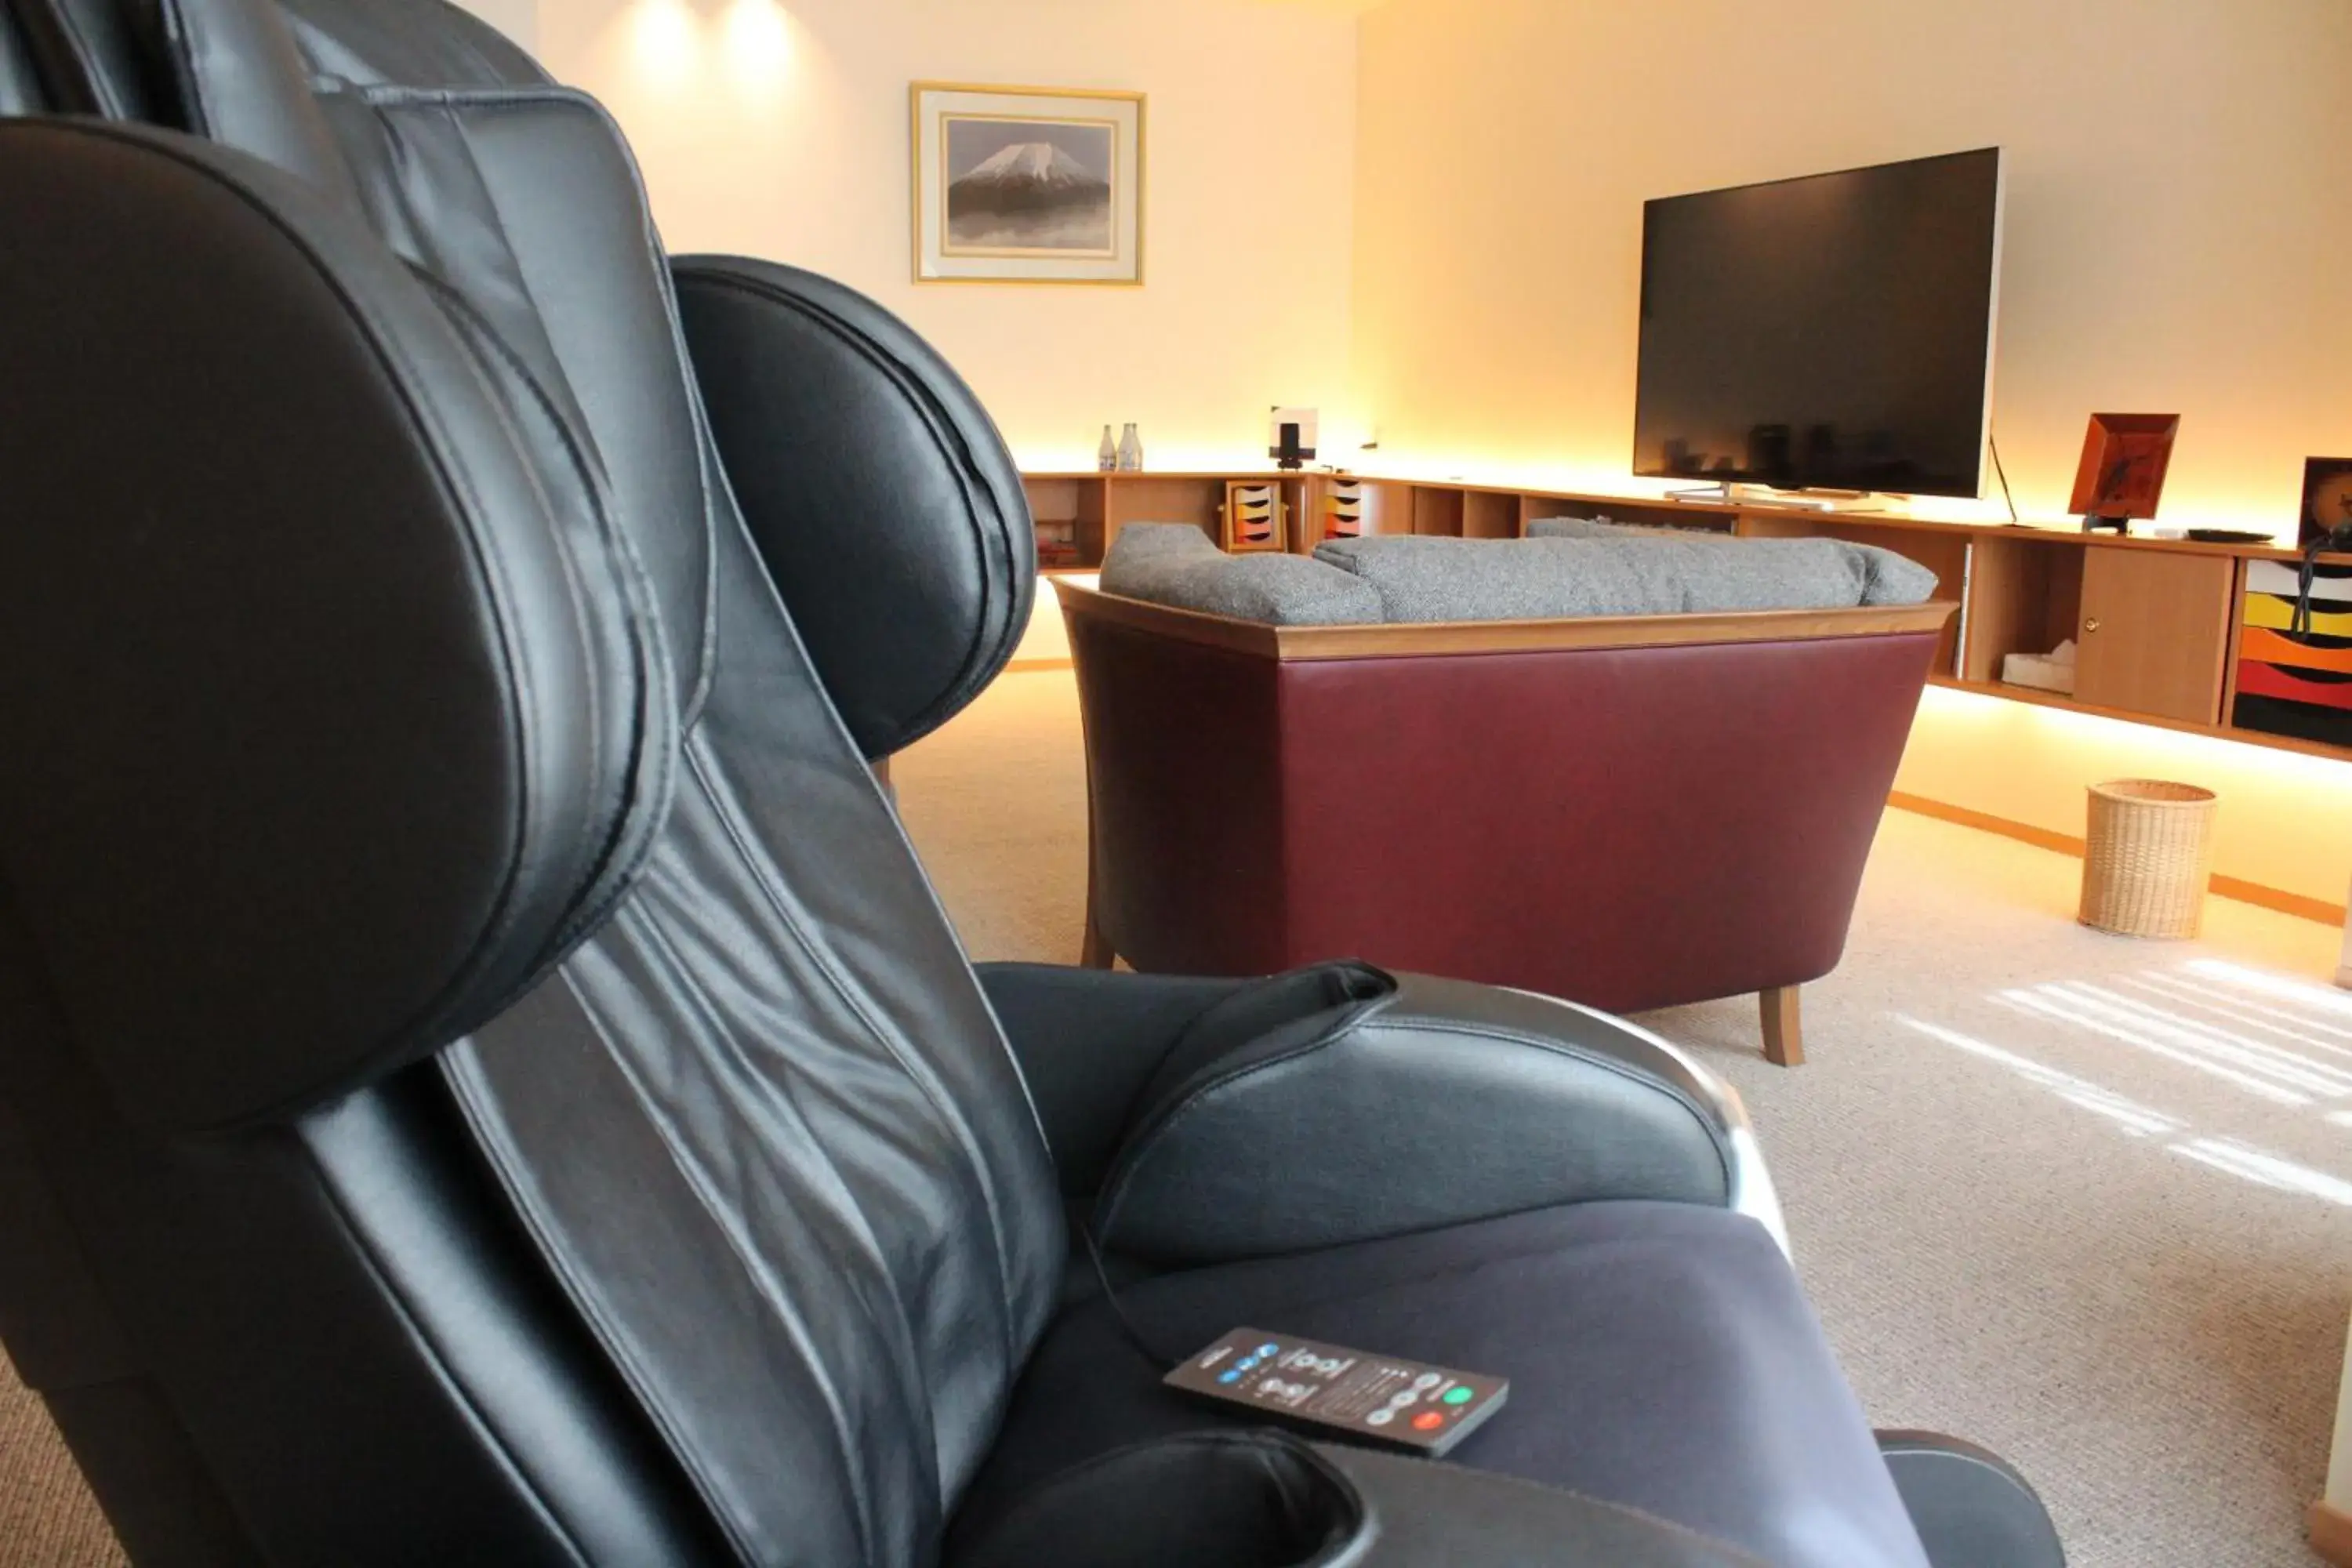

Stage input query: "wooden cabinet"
[{"left": 2073, "top": 550, "right": 2237, "bottom": 724}]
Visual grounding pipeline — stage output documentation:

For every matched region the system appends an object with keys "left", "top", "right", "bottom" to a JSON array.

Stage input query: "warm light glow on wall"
[
  {"left": 1899, "top": 681, "right": 2352, "bottom": 911},
  {"left": 625, "top": 0, "right": 700, "bottom": 92},
  {"left": 618, "top": 0, "right": 800, "bottom": 103},
  {"left": 1008, "top": 439, "right": 1374, "bottom": 478},
  {"left": 718, "top": 0, "right": 796, "bottom": 99},
  {"left": 1913, "top": 683, "right": 2352, "bottom": 793}
]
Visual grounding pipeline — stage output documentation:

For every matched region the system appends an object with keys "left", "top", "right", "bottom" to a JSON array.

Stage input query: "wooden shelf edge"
[
  {"left": 1270, "top": 601, "right": 1956, "bottom": 660},
  {"left": 1056, "top": 581, "right": 1957, "bottom": 661}
]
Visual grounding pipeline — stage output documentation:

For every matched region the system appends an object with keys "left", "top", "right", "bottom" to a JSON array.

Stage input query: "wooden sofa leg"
[{"left": 1761, "top": 986, "right": 1804, "bottom": 1068}]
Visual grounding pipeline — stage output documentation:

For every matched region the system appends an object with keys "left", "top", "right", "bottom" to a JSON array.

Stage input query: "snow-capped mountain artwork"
[
  {"left": 957, "top": 142, "right": 1104, "bottom": 194},
  {"left": 944, "top": 120, "right": 1116, "bottom": 253}
]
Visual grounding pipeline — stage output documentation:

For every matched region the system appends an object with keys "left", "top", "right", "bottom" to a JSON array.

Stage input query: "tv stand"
[{"left": 1667, "top": 481, "right": 1886, "bottom": 514}]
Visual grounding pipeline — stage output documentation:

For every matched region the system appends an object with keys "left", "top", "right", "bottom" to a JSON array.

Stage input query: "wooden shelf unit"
[
  {"left": 1025, "top": 472, "right": 1333, "bottom": 560},
  {"left": 1019, "top": 468, "right": 2352, "bottom": 764}
]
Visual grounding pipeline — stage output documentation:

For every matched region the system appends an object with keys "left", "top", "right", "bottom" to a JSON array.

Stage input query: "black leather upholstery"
[
  {"left": 956, "top": 1432, "right": 1782, "bottom": 1568},
  {"left": 0, "top": 0, "right": 2056, "bottom": 1563},
  {"left": 165, "top": 0, "right": 364, "bottom": 198},
  {"left": 7, "top": 0, "right": 164, "bottom": 115},
  {"left": 1878, "top": 1433, "right": 2067, "bottom": 1568},
  {"left": 673, "top": 255, "right": 1036, "bottom": 759},
  {"left": 978, "top": 962, "right": 1255, "bottom": 1199},
  {"left": 7, "top": 0, "right": 1064, "bottom": 1556},
  {"left": 958, "top": 1203, "right": 1926, "bottom": 1568},
  {"left": 951, "top": 1432, "right": 1367, "bottom": 1568},
  {"left": 985, "top": 961, "right": 1739, "bottom": 1264},
  {"left": 0, "top": 116, "right": 673, "bottom": 1131},
  {"left": 0, "top": 0, "right": 43, "bottom": 109},
  {"left": 1095, "top": 967, "right": 1737, "bottom": 1264}
]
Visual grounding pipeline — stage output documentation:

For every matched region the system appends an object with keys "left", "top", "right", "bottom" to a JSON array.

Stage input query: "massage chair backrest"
[
  {"left": 0, "top": 0, "right": 543, "bottom": 113},
  {"left": 0, "top": 0, "right": 1063, "bottom": 1560},
  {"left": 0, "top": 0, "right": 40, "bottom": 107},
  {"left": 0, "top": 0, "right": 1032, "bottom": 761}
]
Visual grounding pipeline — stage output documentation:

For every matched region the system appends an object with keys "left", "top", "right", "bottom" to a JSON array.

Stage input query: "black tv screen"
[{"left": 1633, "top": 147, "right": 2003, "bottom": 499}]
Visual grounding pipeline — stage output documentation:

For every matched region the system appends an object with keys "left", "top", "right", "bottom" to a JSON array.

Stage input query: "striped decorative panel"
[
  {"left": 1224, "top": 482, "right": 1283, "bottom": 553},
  {"left": 1323, "top": 480, "right": 1367, "bottom": 540},
  {"left": 2234, "top": 559, "right": 2352, "bottom": 745}
]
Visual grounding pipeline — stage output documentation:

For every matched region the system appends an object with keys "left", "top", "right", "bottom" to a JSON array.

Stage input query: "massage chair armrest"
[
  {"left": 976, "top": 962, "right": 1260, "bottom": 1200},
  {"left": 950, "top": 1430, "right": 1810, "bottom": 1567},
  {"left": 1323, "top": 1445, "right": 1798, "bottom": 1566},
  {"left": 1088, "top": 966, "right": 1785, "bottom": 1266},
  {"left": 1875, "top": 1432, "right": 2066, "bottom": 1568}
]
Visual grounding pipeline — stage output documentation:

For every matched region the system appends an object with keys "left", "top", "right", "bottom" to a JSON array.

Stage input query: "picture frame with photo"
[
  {"left": 2067, "top": 412, "right": 2179, "bottom": 532},
  {"left": 911, "top": 82, "right": 1145, "bottom": 285},
  {"left": 2299, "top": 456, "right": 2352, "bottom": 550}
]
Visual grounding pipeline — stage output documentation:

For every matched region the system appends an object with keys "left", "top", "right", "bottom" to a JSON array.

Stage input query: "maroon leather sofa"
[{"left": 1059, "top": 582, "right": 1955, "bottom": 1065}]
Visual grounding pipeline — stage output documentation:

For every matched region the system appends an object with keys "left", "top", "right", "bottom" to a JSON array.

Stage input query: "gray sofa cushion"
[
  {"left": 1101, "top": 522, "right": 1384, "bottom": 626},
  {"left": 1314, "top": 532, "right": 1937, "bottom": 622},
  {"left": 1523, "top": 518, "right": 1937, "bottom": 607}
]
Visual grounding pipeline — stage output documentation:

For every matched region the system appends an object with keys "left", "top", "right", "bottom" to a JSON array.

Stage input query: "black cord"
[
  {"left": 1080, "top": 1223, "right": 1183, "bottom": 1372},
  {"left": 1990, "top": 435, "right": 2020, "bottom": 524},
  {"left": 2290, "top": 528, "right": 2352, "bottom": 641},
  {"left": 2296, "top": 542, "right": 2320, "bottom": 641}
]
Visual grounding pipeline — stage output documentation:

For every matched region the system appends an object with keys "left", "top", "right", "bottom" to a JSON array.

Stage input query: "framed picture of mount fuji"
[{"left": 912, "top": 83, "right": 1145, "bottom": 285}]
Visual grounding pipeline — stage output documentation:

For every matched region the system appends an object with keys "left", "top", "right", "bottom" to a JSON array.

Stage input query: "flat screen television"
[{"left": 1633, "top": 147, "right": 2004, "bottom": 500}]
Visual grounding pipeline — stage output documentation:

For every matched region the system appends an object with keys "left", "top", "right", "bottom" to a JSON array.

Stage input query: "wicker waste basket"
[{"left": 2078, "top": 780, "right": 2217, "bottom": 939}]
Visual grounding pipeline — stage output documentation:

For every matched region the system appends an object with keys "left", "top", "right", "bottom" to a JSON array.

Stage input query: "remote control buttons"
[
  {"left": 1412, "top": 1373, "right": 1443, "bottom": 1391},
  {"left": 1366, "top": 1409, "right": 1396, "bottom": 1427},
  {"left": 1443, "top": 1386, "right": 1475, "bottom": 1406},
  {"left": 1411, "top": 1411, "right": 1445, "bottom": 1432}
]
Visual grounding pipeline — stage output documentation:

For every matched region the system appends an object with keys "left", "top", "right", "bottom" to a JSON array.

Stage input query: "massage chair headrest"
[
  {"left": 0, "top": 99, "right": 676, "bottom": 1131},
  {"left": 9, "top": 0, "right": 1033, "bottom": 763},
  {"left": 673, "top": 258, "right": 1036, "bottom": 760},
  {"left": 2, "top": 0, "right": 1032, "bottom": 1130}
]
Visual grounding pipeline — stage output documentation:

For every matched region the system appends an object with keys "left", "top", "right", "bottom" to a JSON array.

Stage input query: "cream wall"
[
  {"left": 1352, "top": 0, "right": 2352, "bottom": 913},
  {"left": 525, "top": 0, "right": 1360, "bottom": 471},
  {"left": 1352, "top": 0, "right": 2352, "bottom": 530}
]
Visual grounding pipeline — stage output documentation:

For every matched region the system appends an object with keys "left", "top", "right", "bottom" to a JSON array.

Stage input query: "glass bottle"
[
  {"left": 1098, "top": 425, "right": 1117, "bottom": 473},
  {"left": 1118, "top": 423, "right": 1142, "bottom": 473}
]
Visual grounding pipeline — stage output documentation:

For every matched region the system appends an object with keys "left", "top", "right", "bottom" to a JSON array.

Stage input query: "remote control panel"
[{"left": 1163, "top": 1327, "right": 1508, "bottom": 1457}]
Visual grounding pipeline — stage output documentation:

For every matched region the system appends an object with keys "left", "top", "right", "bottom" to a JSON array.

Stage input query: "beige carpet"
[
  {"left": 5, "top": 666, "right": 2346, "bottom": 1565},
  {"left": 0, "top": 1366, "right": 118, "bottom": 1566}
]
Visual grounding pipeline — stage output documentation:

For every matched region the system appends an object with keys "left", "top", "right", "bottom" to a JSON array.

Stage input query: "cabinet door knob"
[{"left": 2084, "top": 616, "right": 2102, "bottom": 633}]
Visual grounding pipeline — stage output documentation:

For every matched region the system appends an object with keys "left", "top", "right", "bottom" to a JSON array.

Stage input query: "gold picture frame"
[{"left": 911, "top": 82, "right": 1145, "bottom": 285}]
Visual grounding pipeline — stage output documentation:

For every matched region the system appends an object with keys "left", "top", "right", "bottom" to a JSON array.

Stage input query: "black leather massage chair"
[{"left": 0, "top": 0, "right": 2067, "bottom": 1562}]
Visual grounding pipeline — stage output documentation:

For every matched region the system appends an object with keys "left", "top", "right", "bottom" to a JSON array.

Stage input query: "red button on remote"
[{"left": 1411, "top": 1410, "right": 1445, "bottom": 1432}]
